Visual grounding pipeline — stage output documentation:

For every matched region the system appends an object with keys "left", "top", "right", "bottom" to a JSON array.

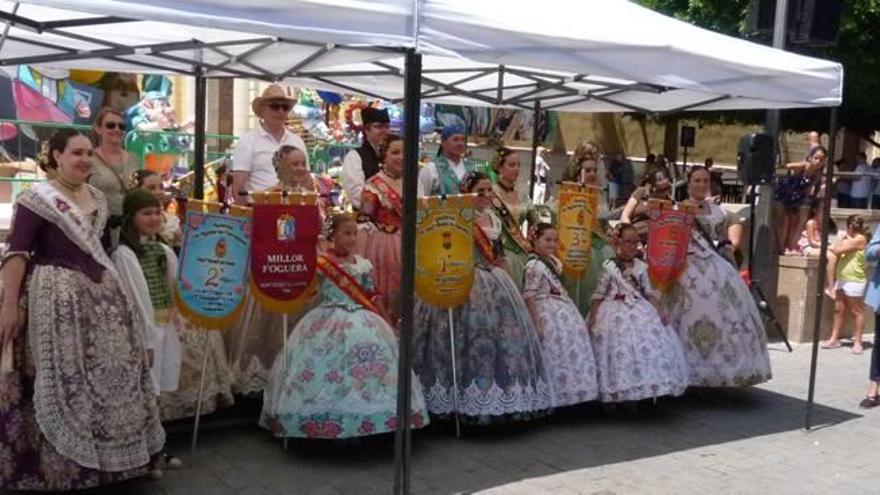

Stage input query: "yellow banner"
[
  {"left": 415, "top": 195, "right": 476, "bottom": 308},
  {"left": 557, "top": 182, "right": 599, "bottom": 278}
]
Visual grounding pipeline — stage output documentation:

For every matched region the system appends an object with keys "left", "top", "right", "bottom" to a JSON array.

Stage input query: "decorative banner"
[
  {"left": 174, "top": 201, "right": 252, "bottom": 330},
  {"left": 646, "top": 199, "right": 696, "bottom": 292},
  {"left": 415, "top": 195, "right": 476, "bottom": 308},
  {"left": 250, "top": 194, "right": 320, "bottom": 313},
  {"left": 557, "top": 182, "right": 599, "bottom": 278}
]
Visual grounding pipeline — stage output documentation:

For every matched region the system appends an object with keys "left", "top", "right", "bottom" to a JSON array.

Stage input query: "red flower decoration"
[
  {"left": 357, "top": 419, "right": 375, "bottom": 435},
  {"left": 411, "top": 413, "right": 424, "bottom": 428},
  {"left": 55, "top": 198, "right": 70, "bottom": 212},
  {"left": 297, "top": 369, "right": 315, "bottom": 383},
  {"left": 324, "top": 370, "right": 343, "bottom": 384},
  {"left": 385, "top": 416, "right": 399, "bottom": 431},
  {"left": 301, "top": 420, "right": 343, "bottom": 439}
]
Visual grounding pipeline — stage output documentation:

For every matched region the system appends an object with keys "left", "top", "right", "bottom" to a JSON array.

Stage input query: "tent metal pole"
[
  {"left": 805, "top": 106, "right": 838, "bottom": 431},
  {"left": 0, "top": 2, "right": 19, "bottom": 55},
  {"left": 528, "top": 100, "right": 541, "bottom": 200},
  {"left": 193, "top": 69, "right": 207, "bottom": 200},
  {"left": 393, "top": 47, "right": 422, "bottom": 495}
]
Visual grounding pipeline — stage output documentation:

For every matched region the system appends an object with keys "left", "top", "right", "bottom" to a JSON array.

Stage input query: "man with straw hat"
[
  {"left": 231, "top": 84, "right": 308, "bottom": 204},
  {"left": 341, "top": 106, "right": 390, "bottom": 210}
]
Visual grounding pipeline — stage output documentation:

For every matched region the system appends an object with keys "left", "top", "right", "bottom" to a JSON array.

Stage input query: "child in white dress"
[{"left": 589, "top": 224, "right": 689, "bottom": 403}]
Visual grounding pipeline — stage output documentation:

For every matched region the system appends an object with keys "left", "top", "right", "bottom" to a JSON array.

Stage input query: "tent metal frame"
[
  {"left": 0, "top": 4, "right": 842, "bottom": 494},
  {"left": 0, "top": 8, "right": 725, "bottom": 114}
]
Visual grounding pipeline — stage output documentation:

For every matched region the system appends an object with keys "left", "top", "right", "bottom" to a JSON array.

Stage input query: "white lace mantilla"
[{"left": 424, "top": 378, "right": 553, "bottom": 417}]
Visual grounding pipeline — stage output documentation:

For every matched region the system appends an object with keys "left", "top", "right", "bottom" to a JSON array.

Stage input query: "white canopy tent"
[
  {"left": 0, "top": 1, "right": 844, "bottom": 493},
  {"left": 1, "top": 0, "right": 842, "bottom": 111}
]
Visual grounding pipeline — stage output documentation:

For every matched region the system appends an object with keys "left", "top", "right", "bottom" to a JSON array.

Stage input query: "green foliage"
[{"left": 635, "top": 0, "right": 880, "bottom": 134}]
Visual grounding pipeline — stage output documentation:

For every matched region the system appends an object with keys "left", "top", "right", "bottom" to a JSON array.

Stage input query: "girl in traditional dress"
[
  {"left": 589, "top": 224, "right": 690, "bottom": 403},
  {"left": 663, "top": 167, "right": 772, "bottom": 387},
  {"left": 0, "top": 129, "right": 165, "bottom": 490},
  {"left": 491, "top": 147, "right": 533, "bottom": 289},
  {"left": 272, "top": 144, "right": 337, "bottom": 226},
  {"left": 558, "top": 154, "right": 613, "bottom": 317},
  {"left": 226, "top": 143, "right": 335, "bottom": 396},
  {"left": 413, "top": 172, "right": 552, "bottom": 424},
  {"left": 523, "top": 223, "right": 599, "bottom": 406},
  {"left": 129, "top": 180, "right": 237, "bottom": 422},
  {"left": 112, "top": 190, "right": 188, "bottom": 469},
  {"left": 261, "top": 214, "right": 428, "bottom": 439},
  {"left": 357, "top": 134, "right": 404, "bottom": 325}
]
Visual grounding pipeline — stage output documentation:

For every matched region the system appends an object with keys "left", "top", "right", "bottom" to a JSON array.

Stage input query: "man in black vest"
[{"left": 342, "top": 107, "right": 390, "bottom": 209}]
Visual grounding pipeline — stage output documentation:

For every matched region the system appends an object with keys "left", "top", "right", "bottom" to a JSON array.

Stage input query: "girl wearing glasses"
[
  {"left": 588, "top": 223, "right": 689, "bottom": 405},
  {"left": 89, "top": 107, "right": 140, "bottom": 248}
]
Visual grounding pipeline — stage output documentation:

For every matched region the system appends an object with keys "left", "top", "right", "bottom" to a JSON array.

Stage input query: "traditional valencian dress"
[
  {"left": 114, "top": 238, "right": 235, "bottom": 421},
  {"left": 0, "top": 183, "right": 164, "bottom": 491},
  {"left": 590, "top": 258, "right": 690, "bottom": 402},
  {"left": 523, "top": 254, "right": 599, "bottom": 406},
  {"left": 260, "top": 254, "right": 428, "bottom": 438},
  {"left": 662, "top": 202, "right": 772, "bottom": 387},
  {"left": 491, "top": 183, "right": 533, "bottom": 290},
  {"left": 225, "top": 173, "right": 336, "bottom": 396},
  {"left": 413, "top": 209, "right": 552, "bottom": 424},
  {"left": 113, "top": 238, "right": 183, "bottom": 394},
  {"left": 356, "top": 169, "right": 403, "bottom": 325}
]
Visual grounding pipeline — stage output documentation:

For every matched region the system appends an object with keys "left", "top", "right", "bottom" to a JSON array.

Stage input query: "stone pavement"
[{"left": 82, "top": 339, "right": 877, "bottom": 495}]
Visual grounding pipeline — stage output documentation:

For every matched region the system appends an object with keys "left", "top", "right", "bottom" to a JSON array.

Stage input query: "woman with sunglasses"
[
  {"left": 89, "top": 107, "right": 141, "bottom": 248},
  {"left": 231, "top": 84, "right": 309, "bottom": 206}
]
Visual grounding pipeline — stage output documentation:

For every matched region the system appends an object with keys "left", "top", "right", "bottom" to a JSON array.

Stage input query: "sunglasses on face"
[
  {"left": 268, "top": 103, "right": 291, "bottom": 112},
  {"left": 104, "top": 122, "right": 126, "bottom": 131}
]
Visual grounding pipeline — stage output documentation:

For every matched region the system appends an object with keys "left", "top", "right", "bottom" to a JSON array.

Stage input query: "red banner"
[
  {"left": 250, "top": 202, "right": 320, "bottom": 313},
  {"left": 646, "top": 199, "right": 695, "bottom": 292}
]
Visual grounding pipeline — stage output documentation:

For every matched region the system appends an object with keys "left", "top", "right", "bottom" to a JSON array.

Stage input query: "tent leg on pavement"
[
  {"left": 393, "top": 48, "right": 422, "bottom": 495},
  {"left": 805, "top": 106, "right": 839, "bottom": 431}
]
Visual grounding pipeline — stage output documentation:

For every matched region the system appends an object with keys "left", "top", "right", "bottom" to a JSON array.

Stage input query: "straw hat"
[{"left": 251, "top": 84, "right": 295, "bottom": 116}]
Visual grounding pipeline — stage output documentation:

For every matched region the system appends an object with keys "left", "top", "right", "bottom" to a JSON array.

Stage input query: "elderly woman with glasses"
[
  {"left": 89, "top": 107, "right": 142, "bottom": 248},
  {"left": 231, "top": 84, "right": 309, "bottom": 205}
]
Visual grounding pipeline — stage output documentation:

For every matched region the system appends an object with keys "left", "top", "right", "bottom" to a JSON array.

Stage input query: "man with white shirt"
[
  {"left": 418, "top": 125, "right": 473, "bottom": 197},
  {"left": 231, "top": 84, "right": 308, "bottom": 204},
  {"left": 850, "top": 151, "right": 872, "bottom": 209},
  {"left": 341, "top": 107, "right": 390, "bottom": 210}
]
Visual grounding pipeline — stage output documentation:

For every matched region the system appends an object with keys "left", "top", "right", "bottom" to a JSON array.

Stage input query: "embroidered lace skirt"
[
  {"left": 0, "top": 266, "right": 164, "bottom": 490},
  {"left": 413, "top": 266, "right": 553, "bottom": 424}
]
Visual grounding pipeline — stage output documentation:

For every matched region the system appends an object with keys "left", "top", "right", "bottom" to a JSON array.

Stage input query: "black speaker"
[
  {"left": 746, "top": 0, "right": 778, "bottom": 34},
  {"left": 680, "top": 126, "right": 696, "bottom": 148},
  {"left": 737, "top": 133, "right": 775, "bottom": 185},
  {"left": 746, "top": 0, "right": 842, "bottom": 46},
  {"left": 790, "top": 0, "right": 843, "bottom": 46}
]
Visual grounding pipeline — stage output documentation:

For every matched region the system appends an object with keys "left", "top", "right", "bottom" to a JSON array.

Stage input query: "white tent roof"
[{"left": 0, "top": 0, "right": 843, "bottom": 111}]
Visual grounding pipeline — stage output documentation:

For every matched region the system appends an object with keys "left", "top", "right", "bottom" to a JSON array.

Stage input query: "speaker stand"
[{"left": 747, "top": 184, "right": 793, "bottom": 353}]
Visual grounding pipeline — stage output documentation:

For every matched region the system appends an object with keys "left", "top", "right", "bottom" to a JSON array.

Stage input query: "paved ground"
[{"left": 77, "top": 338, "right": 877, "bottom": 495}]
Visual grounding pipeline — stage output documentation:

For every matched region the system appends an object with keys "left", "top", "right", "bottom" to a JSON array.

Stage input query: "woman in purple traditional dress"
[{"left": 0, "top": 129, "right": 165, "bottom": 491}]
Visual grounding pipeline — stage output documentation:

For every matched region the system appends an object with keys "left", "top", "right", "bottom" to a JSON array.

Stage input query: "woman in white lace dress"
[{"left": 663, "top": 167, "right": 772, "bottom": 387}]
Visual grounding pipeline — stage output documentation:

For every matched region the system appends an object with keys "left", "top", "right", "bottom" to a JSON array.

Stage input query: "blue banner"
[{"left": 175, "top": 210, "right": 252, "bottom": 329}]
